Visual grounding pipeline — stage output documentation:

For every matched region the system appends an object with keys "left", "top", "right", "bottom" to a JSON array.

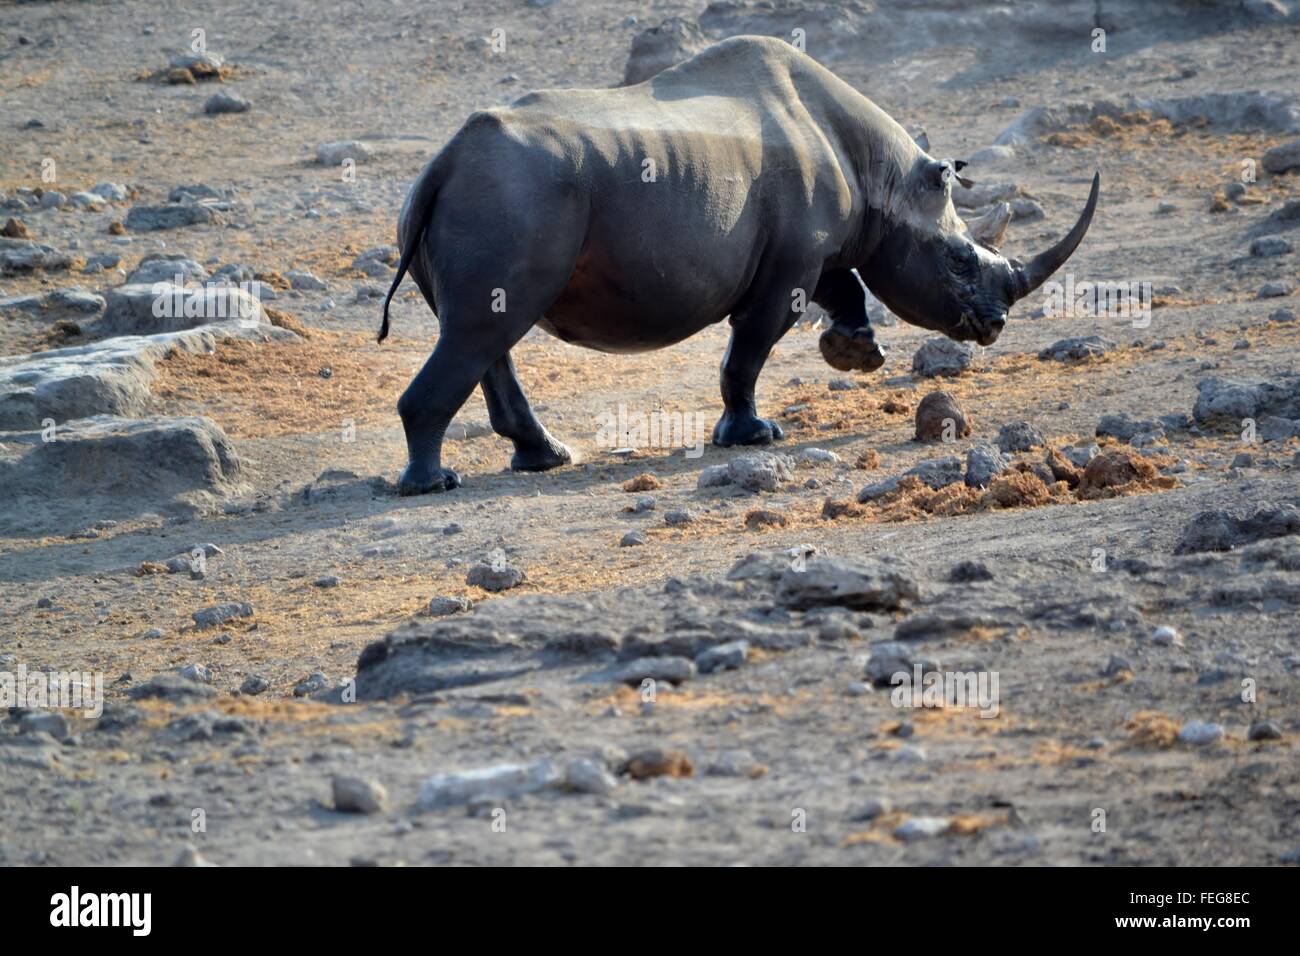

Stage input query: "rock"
[
  {"left": 285, "top": 269, "right": 327, "bottom": 291},
  {"left": 417, "top": 760, "right": 563, "bottom": 809},
  {"left": 799, "top": 447, "right": 839, "bottom": 464},
  {"left": 1250, "top": 236, "right": 1292, "bottom": 257},
  {"left": 466, "top": 562, "right": 526, "bottom": 592},
  {"left": 1010, "top": 197, "right": 1045, "bottom": 221},
  {"left": 1038, "top": 336, "right": 1115, "bottom": 362},
  {"left": 0, "top": 416, "right": 243, "bottom": 526},
  {"left": 697, "top": 464, "right": 732, "bottom": 488},
  {"left": 126, "top": 255, "right": 207, "bottom": 286},
  {"left": 706, "top": 749, "right": 768, "bottom": 778},
  {"left": 0, "top": 238, "right": 73, "bottom": 274},
  {"left": 313, "top": 575, "right": 340, "bottom": 589},
  {"left": 912, "top": 337, "right": 974, "bottom": 378},
  {"left": 1096, "top": 413, "right": 1164, "bottom": 442},
  {"left": 239, "top": 675, "right": 269, "bottom": 695},
  {"left": 1263, "top": 139, "right": 1300, "bottom": 175},
  {"left": 610, "top": 656, "right": 696, "bottom": 686},
  {"left": 124, "top": 204, "right": 218, "bottom": 231},
  {"left": 696, "top": 640, "right": 749, "bottom": 674},
  {"left": 857, "top": 475, "right": 902, "bottom": 502},
  {"left": 203, "top": 92, "right": 250, "bottom": 114},
  {"left": 1247, "top": 720, "right": 1283, "bottom": 741},
  {"left": 293, "top": 672, "right": 328, "bottom": 697},
  {"left": 169, "top": 51, "right": 224, "bottom": 76},
  {"left": 90, "top": 183, "right": 128, "bottom": 202},
  {"left": 332, "top": 775, "right": 388, "bottom": 814},
  {"left": 1104, "top": 655, "right": 1133, "bottom": 677},
  {"left": 994, "top": 420, "right": 1044, "bottom": 453},
  {"left": 622, "top": 17, "right": 710, "bottom": 85},
  {"left": 948, "top": 560, "right": 993, "bottom": 582},
  {"left": 728, "top": 452, "right": 795, "bottom": 492},
  {"left": 895, "top": 817, "right": 951, "bottom": 841},
  {"left": 619, "top": 530, "right": 647, "bottom": 547},
  {"left": 953, "top": 180, "right": 1019, "bottom": 209},
  {"left": 178, "top": 663, "right": 212, "bottom": 684},
  {"left": 91, "top": 282, "right": 267, "bottom": 337},
  {"left": 1193, "top": 374, "right": 1300, "bottom": 426},
  {"left": 1, "top": 218, "right": 31, "bottom": 239},
  {"left": 914, "top": 391, "right": 970, "bottom": 441},
  {"left": 316, "top": 141, "right": 373, "bottom": 165},
  {"left": 192, "top": 602, "right": 252, "bottom": 629},
  {"left": 0, "top": 287, "right": 105, "bottom": 321},
  {"left": 1178, "top": 720, "right": 1225, "bottom": 746},
  {"left": 352, "top": 245, "right": 398, "bottom": 276},
  {"left": 1258, "top": 280, "right": 1293, "bottom": 298},
  {"left": 174, "top": 845, "right": 217, "bottom": 867},
  {"left": 965, "top": 444, "right": 1008, "bottom": 488},
  {"left": 444, "top": 420, "right": 492, "bottom": 440},
  {"left": 663, "top": 509, "right": 695, "bottom": 527},
  {"left": 905, "top": 455, "right": 964, "bottom": 489},
  {"left": 19, "top": 711, "right": 68, "bottom": 738},
  {"left": 1150, "top": 625, "right": 1183, "bottom": 647},
  {"left": 849, "top": 797, "right": 893, "bottom": 821},
  {"left": 777, "top": 557, "right": 919, "bottom": 611},
  {"left": 828, "top": 378, "right": 856, "bottom": 391},
  {"left": 40, "top": 191, "right": 67, "bottom": 210},
  {"left": 564, "top": 758, "right": 618, "bottom": 795},
  {"left": 1175, "top": 505, "right": 1300, "bottom": 553},
  {"left": 865, "top": 641, "right": 938, "bottom": 686},
  {"left": 127, "top": 673, "right": 217, "bottom": 702},
  {"left": 68, "top": 191, "right": 105, "bottom": 211},
  {"left": 624, "top": 748, "right": 693, "bottom": 780},
  {"left": 428, "top": 595, "right": 472, "bottom": 616},
  {"left": 1245, "top": 0, "right": 1290, "bottom": 22}
]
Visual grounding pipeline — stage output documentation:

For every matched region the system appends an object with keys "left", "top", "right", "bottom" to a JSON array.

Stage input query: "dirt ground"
[{"left": 0, "top": 0, "right": 1297, "bottom": 866}]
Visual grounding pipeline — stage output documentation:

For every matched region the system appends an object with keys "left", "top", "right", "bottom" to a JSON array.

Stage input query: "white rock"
[{"left": 417, "top": 760, "right": 563, "bottom": 810}]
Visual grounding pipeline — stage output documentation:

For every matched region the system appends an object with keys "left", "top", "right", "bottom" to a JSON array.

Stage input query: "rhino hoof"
[
  {"left": 511, "top": 439, "right": 574, "bottom": 472},
  {"left": 820, "top": 325, "right": 885, "bottom": 373},
  {"left": 398, "top": 463, "right": 461, "bottom": 496},
  {"left": 713, "top": 412, "right": 784, "bottom": 447}
]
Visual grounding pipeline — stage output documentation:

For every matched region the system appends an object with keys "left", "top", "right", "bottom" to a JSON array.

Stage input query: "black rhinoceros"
[{"left": 380, "top": 36, "right": 1097, "bottom": 494}]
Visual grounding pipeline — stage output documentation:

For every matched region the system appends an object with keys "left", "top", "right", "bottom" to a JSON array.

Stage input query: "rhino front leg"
[
  {"left": 712, "top": 267, "right": 819, "bottom": 447},
  {"left": 481, "top": 353, "right": 574, "bottom": 472},
  {"left": 813, "top": 268, "right": 886, "bottom": 373}
]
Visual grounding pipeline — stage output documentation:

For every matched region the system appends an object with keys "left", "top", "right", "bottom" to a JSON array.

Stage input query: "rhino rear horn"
[
  {"left": 966, "top": 201, "right": 1011, "bottom": 249},
  {"left": 1015, "top": 172, "right": 1100, "bottom": 298}
]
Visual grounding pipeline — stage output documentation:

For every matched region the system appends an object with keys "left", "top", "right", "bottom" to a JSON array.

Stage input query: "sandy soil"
[{"left": 0, "top": 0, "right": 1297, "bottom": 866}]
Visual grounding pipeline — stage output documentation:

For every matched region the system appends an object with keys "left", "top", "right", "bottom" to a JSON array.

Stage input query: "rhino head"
[{"left": 861, "top": 158, "right": 1099, "bottom": 346}]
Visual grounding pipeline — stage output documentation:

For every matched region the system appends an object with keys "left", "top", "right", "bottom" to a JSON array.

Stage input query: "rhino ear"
[
  {"left": 954, "top": 160, "right": 968, "bottom": 172},
  {"left": 913, "top": 128, "right": 930, "bottom": 152},
  {"left": 924, "top": 159, "right": 951, "bottom": 190}
]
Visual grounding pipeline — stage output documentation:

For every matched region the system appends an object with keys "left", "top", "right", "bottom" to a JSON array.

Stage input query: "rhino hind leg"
[
  {"left": 481, "top": 353, "right": 574, "bottom": 472},
  {"left": 813, "top": 268, "right": 886, "bottom": 373}
]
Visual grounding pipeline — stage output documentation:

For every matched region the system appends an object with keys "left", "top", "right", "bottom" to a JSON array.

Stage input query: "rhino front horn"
[{"left": 1015, "top": 172, "right": 1100, "bottom": 298}]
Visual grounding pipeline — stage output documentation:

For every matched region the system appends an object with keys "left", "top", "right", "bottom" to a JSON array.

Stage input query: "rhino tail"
[{"left": 378, "top": 155, "right": 445, "bottom": 343}]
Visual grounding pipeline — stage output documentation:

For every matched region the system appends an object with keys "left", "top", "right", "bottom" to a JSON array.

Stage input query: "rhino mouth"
[{"left": 959, "top": 309, "right": 1006, "bottom": 346}]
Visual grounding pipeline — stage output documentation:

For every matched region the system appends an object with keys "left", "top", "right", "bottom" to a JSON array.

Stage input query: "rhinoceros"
[{"left": 380, "top": 35, "right": 1097, "bottom": 495}]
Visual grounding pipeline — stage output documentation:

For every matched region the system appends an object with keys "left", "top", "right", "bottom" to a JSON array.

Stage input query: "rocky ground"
[{"left": 1, "top": 0, "right": 1298, "bottom": 866}]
